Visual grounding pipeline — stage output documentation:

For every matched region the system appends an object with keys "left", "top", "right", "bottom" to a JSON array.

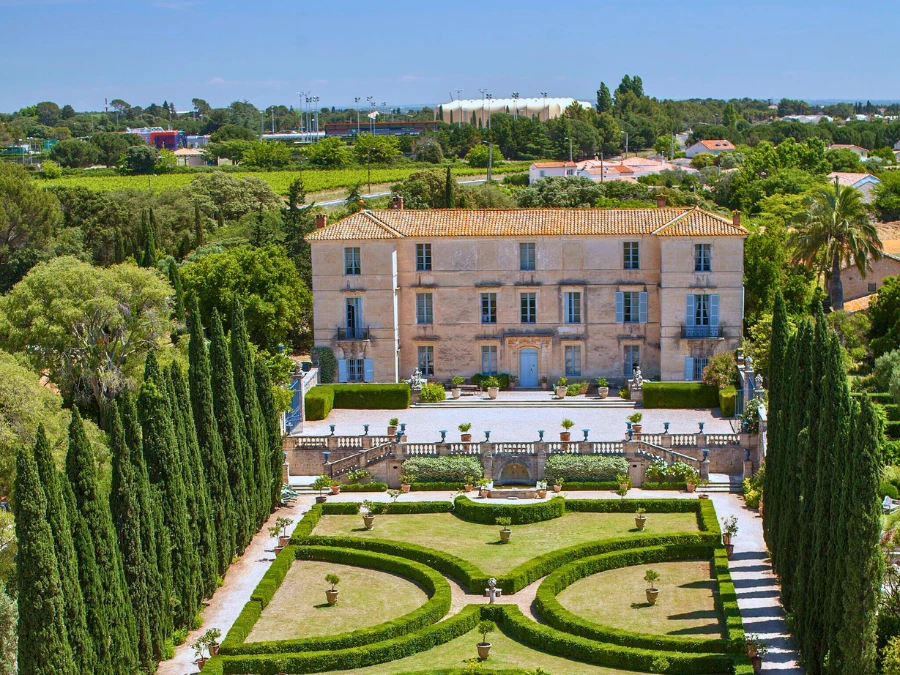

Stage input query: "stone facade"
[{"left": 308, "top": 207, "right": 746, "bottom": 385}]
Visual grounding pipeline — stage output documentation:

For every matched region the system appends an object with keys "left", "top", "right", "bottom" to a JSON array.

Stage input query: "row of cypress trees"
[
  {"left": 763, "top": 293, "right": 883, "bottom": 674},
  {"left": 14, "top": 298, "right": 284, "bottom": 674}
]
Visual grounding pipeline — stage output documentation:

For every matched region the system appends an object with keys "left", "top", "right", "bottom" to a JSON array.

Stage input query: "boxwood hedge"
[
  {"left": 401, "top": 456, "right": 483, "bottom": 483},
  {"left": 305, "top": 383, "right": 411, "bottom": 421},
  {"left": 642, "top": 382, "right": 719, "bottom": 409},
  {"left": 544, "top": 454, "right": 629, "bottom": 482},
  {"left": 453, "top": 495, "right": 566, "bottom": 525},
  {"left": 718, "top": 386, "right": 736, "bottom": 417},
  {"left": 339, "top": 482, "right": 388, "bottom": 492}
]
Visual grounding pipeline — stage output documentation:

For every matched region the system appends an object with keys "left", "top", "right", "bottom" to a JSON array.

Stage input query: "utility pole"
[
  {"left": 355, "top": 97, "right": 360, "bottom": 135},
  {"left": 512, "top": 92, "right": 519, "bottom": 121},
  {"left": 486, "top": 93, "right": 493, "bottom": 130},
  {"left": 483, "top": 141, "right": 493, "bottom": 182},
  {"left": 297, "top": 92, "right": 308, "bottom": 133}
]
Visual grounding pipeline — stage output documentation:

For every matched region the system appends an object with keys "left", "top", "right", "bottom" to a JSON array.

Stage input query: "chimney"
[
  {"left": 656, "top": 194, "right": 667, "bottom": 209},
  {"left": 391, "top": 195, "right": 404, "bottom": 210},
  {"left": 315, "top": 213, "right": 327, "bottom": 229},
  {"left": 732, "top": 211, "right": 741, "bottom": 227}
]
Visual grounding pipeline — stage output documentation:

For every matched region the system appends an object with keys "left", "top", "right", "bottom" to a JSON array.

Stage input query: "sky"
[{"left": 3, "top": 0, "right": 900, "bottom": 112}]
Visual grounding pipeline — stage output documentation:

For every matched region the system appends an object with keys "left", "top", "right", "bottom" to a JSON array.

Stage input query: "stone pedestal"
[
  {"left": 700, "top": 458, "right": 710, "bottom": 481},
  {"left": 630, "top": 388, "right": 643, "bottom": 405},
  {"left": 743, "top": 459, "right": 754, "bottom": 482}
]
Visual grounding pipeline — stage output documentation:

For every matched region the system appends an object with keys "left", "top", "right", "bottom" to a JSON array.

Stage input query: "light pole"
[
  {"left": 455, "top": 88, "right": 463, "bottom": 127},
  {"left": 512, "top": 92, "right": 519, "bottom": 121},
  {"left": 564, "top": 136, "right": 573, "bottom": 163},
  {"left": 367, "top": 147, "right": 374, "bottom": 194},
  {"left": 355, "top": 97, "right": 361, "bottom": 135},
  {"left": 482, "top": 140, "right": 493, "bottom": 182},
  {"left": 541, "top": 91, "right": 548, "bottom": 121},
  {"left": 297, "top": 92, "right": 308, "bottom": 133},
  {"left": 478, "top": 88, "right": 487, "bottom": 128},
  {"left": 486, "top": 93, "right": 493, "bottom": 130},
  {"left": 621, "top": 131, "right": 629, "bottom": 158},
  {"left": 312, "top": 96, "right": 319, "bottom": 132}
]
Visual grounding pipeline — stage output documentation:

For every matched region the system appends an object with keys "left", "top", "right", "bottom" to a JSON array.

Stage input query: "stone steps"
[{"left": 413, "top": 399, "right": 636, "bottom": 409}]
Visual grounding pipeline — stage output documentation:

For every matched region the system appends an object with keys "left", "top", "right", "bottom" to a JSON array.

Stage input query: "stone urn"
[
  {"left": 725, "top": 543, "right": 735, "bottom": 558},
  {"left": 632, "top": 423, "right": 643, "bottom": 435},
  {"left": 325, "top": 589, "right": 339, "bottom": 606},
  {"left": 487, "top": 386, "right": 499, "bottom": 399},
  {"left": 363, "top": 514, "right": 375, "bottom": 530},
  {"left": 555, "top": 386, "right": 568, "bottom": 399},
  {"left": 499, "top": 528, "right": 511, "bottom": 544},
  {"left": 635, "top": 515, "right": 646, "bottom": 531},
  {"left": 452, "top": 388, "right": 462, "bottom": 399},
  {"left": 477, "top": 642, "right": 492, "bottom": 660},
  {"left": 597, "top": 386, "right": 609, "bottom": 399},
  {"left": 553, "top": 484, "right": 562, "bottom": 493},
  {"left": 645, "top": 588, "right": 659, "bottom": 605}
]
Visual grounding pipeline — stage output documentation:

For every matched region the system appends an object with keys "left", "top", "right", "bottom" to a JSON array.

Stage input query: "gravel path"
[{"left": 443, "top": 575, "right": 544, "bottom": 623}]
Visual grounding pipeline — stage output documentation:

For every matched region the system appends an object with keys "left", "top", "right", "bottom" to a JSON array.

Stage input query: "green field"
[{"left": 40, "top": 163, "right": 528, "bottom": 196}]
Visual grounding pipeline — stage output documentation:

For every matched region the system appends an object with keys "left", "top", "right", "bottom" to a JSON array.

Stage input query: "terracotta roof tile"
[
  {"left": 307, "top": 208, "right": 748, "bottom": 241},
  {"left": 696, "top": 139, "right": 734, "bottom": 150}
]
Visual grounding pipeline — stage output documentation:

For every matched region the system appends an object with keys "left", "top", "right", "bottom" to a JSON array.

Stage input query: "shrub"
[
  {"left": 305, "top": 383, "right": 411, "bottom": 420},
  {"left": 313, "top": 346, "right": 337, "bottom": 383},
  {"left": 544, "top": 455, "right": 629, "bottom": 483},
  {"left": 702, "top": 352, "right": 738, "bottom": 390},
  {"left": 410, "top": 481, "right": 467, "bottom": 491},
  {"left": 339, "top": 482, "right": 388, "bottom": 492},
  {"left": 471, "top": 372, "right": 510, "bottom": 390},
  {"left": 454, "top": 495, "right": 566, "bottom": 525},
  {"left": 304, "top": 387, "right": 335, "bottom": 420},
  {"left": 881, "top": 481, "right": 900, "bottom": 500},
  {"left": 418, "top": 382, "right": 446, "bottom": 403},
  {"left": 566, "top": 381, "right": 590, "bottom": 396},
  {"left": 643, "top": 382, "right": 719, "bottom": 409},
  {"left": 743, "top": 488, "right": 761, "bottom": 509},
  {"left": 719, "top": 386, "right": 736, "bottom": 417},
  {"left": 402, "top": 456, "right": 483, "bottom": 483}
]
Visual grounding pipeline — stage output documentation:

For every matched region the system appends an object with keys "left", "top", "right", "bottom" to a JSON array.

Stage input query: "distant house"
[
  {"left": 894, "top": 140, "right": 900, "bottom": 151},
  {"left": 781, "top": 114, "right": 832, "bottom": 124},
  {"left": 841, "top": 253, "right": 900, "bottom": 305},
  {"left": 684, "top": 139, "right": 735, "bottom": 158},
  {"left": 828, "top": 144, "right": 868, "bottom": 158},
  {"left": 174, "top": 147, "right": 206, "bottom": 167},
  {"left": 827, "top": 172, "right": 881, "bottom": 203},
  {"left": 528, "top": 161, "right": 578, "bottom": 183}
]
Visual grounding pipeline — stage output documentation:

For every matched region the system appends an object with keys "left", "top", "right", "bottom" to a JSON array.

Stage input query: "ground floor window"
[
  {"left": 624, "top": 345, "right": 640, "bottom": 377},
  {"left": 347, "top": 358, "right": 364, "bottom": 382},
  {"left": 481, "top": 345, "right": 498, "bottom": 374},
  {"left": 417, "top": 345, "right": 434, "bottom": 376},
  {"left": 564, "top": 345, "right": 582, "bottom": 376},
  {"left": 684, "top": 356, "right": 708, "bottom": 381}
]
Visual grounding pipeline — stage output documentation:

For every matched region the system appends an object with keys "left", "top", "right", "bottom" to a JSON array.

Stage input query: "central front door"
[{"left": 519, "top": 348, "right": 538, "bottom": 388}]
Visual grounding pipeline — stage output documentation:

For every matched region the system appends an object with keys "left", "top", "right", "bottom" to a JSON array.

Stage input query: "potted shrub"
[
  {"left": 476, "top": 477, "right": 491, "bottom": 498},
  {"left": 644, "top": 569, "right": 660, "bottom": 605},
  {"left": 312, "top": 475, "right": 331, "bottom": 504},
  {"left": 400, "top": 473, "right": 413, "bottom": 493},
  {"left": 540, "top": 375, "right": 549, "bottom": 390},
  {"left": 192, "top": 628, "right": 222, "bottom": 668},
  {"left": 560, "top": 418, "right": 575, "bottom": 441},
  {"left": 496, "top": 516, "right": 512, "bottom": 544},
  {"left": 596, "top": 377, "right": 609, "bottom": 399},
  {"left": 324, "top": 573, "right": 340, "bottom": 606},
  {"left": 745, "top": 633, "right": 768, "bottom": 674},
  {"left": 722, "top": 515, "right": 738, "bottom": 553},
  {"left": 553, "top": 477, "right": 564, "bottom": 493},
  {"left": 360, "top": 500, "right": 376, "bottom": 530},
  {"left": 555, "top": 377, "right": 568, "bottom": 399},
  {"left": 387, "top": 417, "right": 400, "bottom": 436},
  {"left": 476, "top": 619, "right": 494, "bottom": 660},
  {"left": 459, "top": 422, "right": 473, "bottom": 442},
  {"left": 451, "top": 376, "right": 465, "bottom": 399},
  {"left": 268, "top": 522, "right": 285, "bottom": 553},
  {"left": 634, "top": 507, "right": 647, "bottom": 531},
  {"left": 627, "top": 412, "right": 643, "bottom": 435},
  {"left": 206, "top": 628, "right": 221, "bottom": 656},
  {"left": 483, "top": 376, "right": 501, "bottom": 399},
  {"left": 684, "top": 468, "right": 699, "bottom": 493},
  {"left": 330, "top": 479, "right": 342, "bottom": 495},
  {"left": 387, "top": 489, "right": 402, "bottom": 502},
  {"left": 509, "top": 374, "right": 518, "bottom": 390},
  {"left": 617, "top": 473, "right": 631, "bottom": 493},
  {"left": 275, "top": 516, "right": 293, "bottom": 547},
  {"left": 536, "top": 480, "right": 547, "bottom": 499}
]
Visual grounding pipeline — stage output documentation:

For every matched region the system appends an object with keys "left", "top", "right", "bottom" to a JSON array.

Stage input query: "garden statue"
[
  {"left": 484, "top": 578, "right": 502, "bottom": 604},
  {"left": 631, "top": 365, "right": 643, "bottom": 390},
  {"left": 744, "top": 354, "right": 754, "bottom": 370},
  {"left": 755, "top": 373, "right": 764, "bottom": 390},
  {"left": 407, "top": 369, "right": 424, "bottom": 391}
]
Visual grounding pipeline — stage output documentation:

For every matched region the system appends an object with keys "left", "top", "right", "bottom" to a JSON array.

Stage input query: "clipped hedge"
[
  {"left": 880, "top": 403, "right": 900, "bottom": 422},
  {"left": 886, "top": 420, "right": 900, "bottom": 440},
  {"left": 222, "top": 546, "right": 452, "bottom": 655},
  {"left": 556, "top": 481, "right": 619, "bottom": 491},
  {"left": 338, "top": 482, "right": 388, "bottom": 492},
  {"left": 471, "top": 372, "right": 510, "bottom": 390},
  {"left": 410, "top": 482, "right": 468, "bottom": 492},
  {"left": 305, "top": 383, "right": 411, "bottom": 421},
  {"left": 719, "top": 386, "right": 736, "bottom": 417},
  {"left": 642, "top": 382, "right": 719, "bottom": 409},
  {"left": 453, "top": 495, "right": 566, "bottom": 525},
  {"left": 318, "top": 501, "right": 454, "bottom": 517},
  {"left": 544, "top": 454, "right": 629, "bottom": 482},
  {"left": 641, "top": 481, "right": 688, "bottom": 491},
  {"left": 401, "top": 456, "right": 483, "bottom": 483}
]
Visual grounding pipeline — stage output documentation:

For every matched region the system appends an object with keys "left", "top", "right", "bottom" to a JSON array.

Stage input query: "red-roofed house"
[
  {"left": 528, "top": 161, "right": 578, "bottom": 183},
  {"left": 684, "top": 139, "right": 736, "bottom": 158}
]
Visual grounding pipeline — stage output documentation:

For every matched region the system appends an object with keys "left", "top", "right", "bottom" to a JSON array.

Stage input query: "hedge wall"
[
  {"left": 410, "top": 482, "right": 468, "bottom": 492},
  {"left": 401, "top": 456, "right": 483, "bottom": 483},
  {"left": 718, "top": 386, "right": 736, "bottom": 418},
  {"left": 305, "top": 384, "right": 411, "bottom": 421},
  {"left": 339, "top": 482, "right": 388, "bottom": 492},
  {"left": 453, "top": 495, "right": 566, "bottom": 525},
  {"left": 544, "top": 455, "right": 629, "bottom": 482},
  {"left": 471, "top": 372, "right": 510, "bottom": 390},
  {"left": 555, "top": 481, "right": 619, "bottom": 491},
  {"left": 642, "top": 382, "right": 719, "bottom": 409},
  {"left": 316, "top": 501, "right": 453, "bottom": 517},
  {"left": 641, "top": 481, "right": 688, "bottom": 491}
]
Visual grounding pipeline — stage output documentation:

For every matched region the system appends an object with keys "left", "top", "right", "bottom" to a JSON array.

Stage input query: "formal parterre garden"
[{"left": 200, "top": 496, "right": 753, "bottom": 675}]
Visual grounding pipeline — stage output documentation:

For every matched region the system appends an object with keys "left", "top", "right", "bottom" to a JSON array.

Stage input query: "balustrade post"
[
  {"left": 578, "top": 441, "right": 591, "bottom": 455},
  {"left": 659, "top": 434, "right": 672, "bottom": 449},
  {"left": 438, "top": 443, "right": 450, "bottom": 456},
  {"left": 700, "top": 456, "right": 710, "bottom": 481},
  {"left": 361, "top": 436, "right": 373, "bottom": 450},
  {"left": 536, "top": 447, "right": 548, "bottom": 481},
  {"left": 327, "top": 436, "right": 339, "bottom": 452},
  {"left": 394, "top": 441, "right": 407, "bottom": 462},
  {"left": 482, "top": 444, "right": 494, "bottom": 481},
  {"left": 696, "top": 434, "right": 707, "bottom": 449}
]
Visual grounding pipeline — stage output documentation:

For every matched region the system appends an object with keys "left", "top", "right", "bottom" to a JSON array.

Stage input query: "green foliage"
[
  {"left": 875, "top": 171, "right": 900, "bottom": 221},
  {"left": 50, "top": 138, "right": 100, "bottom": 168},
  {"left": 718, "top": 387, "right": 737, "bottom": 417},
  {"left": 121, "top": 144, "right": 159, "bottom": 175},
  {"left": 642, "top": 382, "right": 719, "bottom": 409},
  {"left": 304, "top": 386, "right": 334, "bottom": 420},
  {"left": 354, "top": 132, "right": 401, "bottom": 163},
  {"left": 470, "top": 373, "right": 511, "bottom": 390},
  {"left": 701, "top": 352, "right": 738, "bottom": 390},
  {"left": 418, "top": 382, "right": 447, "bottom": 403},
  {"left": 312, "top": 346, "right": 337, "bottom": 383},
  {"left": 544, "top": 455, "right": 629, "bottom": 483},
  {"left": 304, "top": 384, "right": 411, "bottom": 420},
  {"left": 240, "top": 141, "right": 292, "bottom": 169},
  {"left": 402, "top": 456, "right": 483, "bottom": 483},
  {"left": 454, "top": 496, "right": 566, "bottom": 525},
  {"left": 465, "top": 143, "right": 504, "bottom": 168},
  {"left": 305, "top": 137, "right": 353, "bottom": 168}
]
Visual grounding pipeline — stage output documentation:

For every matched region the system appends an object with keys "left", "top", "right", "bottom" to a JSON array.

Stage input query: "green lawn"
[
  {"left": 322, "top": 626, "right": 645, "bottom": 675},
  {"left": 557, "top": 560, "right": 722, "bottom": 638},
  {"left": 247, "top": 560, "right": 428, "bottom": 642},
  {"left": 312, "top": 512, "right": 699, "bottom": 574}
]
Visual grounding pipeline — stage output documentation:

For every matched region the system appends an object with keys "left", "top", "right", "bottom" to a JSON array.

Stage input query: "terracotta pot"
[
  {"left": 315, "top": 495, "right": 327, "bottom": 504},
  {"left": 751, "top": 655, "right": 762, "bottom": 674},
  {"left": 725, "top": 543, "right": 735, "bottom": 558},
  {"left": 553, "top": 484, "right": 562, "bottom": 493},
  {"left": 537, "top": 489, "right": 547, "bottom": 498},
  {"left": 645, "top": 588, "right": 659, "bottom": 605},
  {"left": 597, "top": 387, "right": 609, "bottom": 399},
  {"left": 465, "top": 484, "right": 473, "bottom": 491},
  {"left": 326, "top": 589, "right": 339, "bottom": 605},
  {"left": 541, "top": 382, "right": 549, "bottom": 390},
  {"left": 487, "top": 386, "right": 499, "bottom": 399},
  {"left": 477, "top": 643, "right": 492, "bottom": 660},
  {"left": 560, "top": 432, "right": 571, "bottom": 441},
  {"left": 363, "top": 515, "right": 375, "bottom": 530},
  {"left": 699, "top": 493, "right": 710, "bottom": 500},
  {"left": 278, "top": 535, "right": 291, "bottom": 547},
  {"left": 632, "top": 423, "right": 642, "bottom": 435},
  {"left": 452, "top": 388, "right": 461, "bottom": 399},
  {"left": 499, "top": 528, "right": 511, "bottom": 544},
  {"left": 479, "top": 488, "right": 489, "bottom": 498},
  {"left": 387, "top": 425, "right": 398, "bottom": 436},
  {"left": 461, "top": 433, "right": 472, "bottom": 442},
  {"left": 555, "top": 386, "right": 568, "bottom": 398},
  {"left": 196, "top": 656, "right": 208, "bottom": 668},
  {"left": 209, "top": 643, "right": 220, "bottom": 656},
  {"left": 273, "top": 544, "right": 284, "bottom": 554},
  {"left": 722, "top": 533, "right": 733, "bottom": 546},
  {"left": 401, "top": 484, "right": 411, "bottom": 493},
  {"left": 685, "top": 482, "right": 696, "bottom": 493},
  {"left": 635, "top": 516, "right": 646, "bottom": 531},
  {"left": 330, "top": 485, "right": 341, "bottom": 495}
]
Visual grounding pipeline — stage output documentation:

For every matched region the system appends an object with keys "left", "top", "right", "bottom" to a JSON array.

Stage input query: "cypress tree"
[
  {"left": 32, "top": 425, "right": 95, "bottom": 675},
  {"left": 169, "top": 362, "right": 218, "bottom": 598},
  {"left": 188, "top": 300, "right": 235, "bottom": 572},
  {"left": 231, "top": 299, "right": 266, "bottom": 526},
  {"left": 109, "top": 403, "right": 154, "bottom": 670},
  {"left": 114, "top": 229, "right": 125, "bottom": 264},
  {"left": 168, "top": 260, "right": 186, "bottom": 324},
  {"left": 193, "top": 202, "right": 203, "bottom": 248},
  {"left": 445, "top": 166, "right": 455, "bottom": 208},
  {"left": 209, "top": 308, "right": 253, "bottom": 549},
  {"left": 763, "top": 292, "right": 789, "bottom": 562},
  {"left": 65, "top": 409, "right": 138, "bottom": 673},
  {"left": 121, "top": 391, "right": 172, "bottom": 659},
  {"left": 140, "top": 208, "right": 157, "bottom": 269},
  {"left": 15, "top": 435, "right": 77, "bottom": 675},
  {"left": 255, "top": 357, "right": 284, "bottom": 509},
  {"left": 139, "top": 352, "right": 201, "bottom": 627}
]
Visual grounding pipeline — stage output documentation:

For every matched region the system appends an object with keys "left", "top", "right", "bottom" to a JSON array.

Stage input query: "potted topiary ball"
[
  {"left": 325, "top": 573, "right": 340, "bottom": 606},
  {"left": 628, "top": 412, "right": 643, "bottom": 435},
  {"left": 553, "top": 477, "right": 564, "bottom": 493},
  {"left": 483, "top": 376, "right": 500, "bottom": 399},
  {"left": 596, "top": 377, "right": 609, "bottom": 399},
  {"left": 555, "top": 377, "right": 568, "bottom": 399},
  {"left": 635, "top": 507, "right": 647, "bottom": 531},
  {"left": 451, "top": 376, "right": 464, "bottom": 399},
  {"left": 312, "top": 475, "right": 331, "bottom": 504},
  {"left": 400, "top": 474, "right": 413, "bottom": 493},
  {"left": 644, "top": 569, "right": 660, "bottom": 605},
  {"left": 560, "top": 418, "right": 575, "bottom": 441},
  {"left": 476, "top": 619, "right": 495, "bottom": 660},
  {"left": 496, "top": 516, "right": 512, "bottom": 544},
  {"left": 360, "top": 500, "right": 376, "bottom": 530},
  {"left": 459, "top": 422, "right": 473, "bottom": 442},
  {"left": 388, "top": 417, "right": 400, "bottom": 436},
  {"left": 330, "top": 479, "right": 342, "bottom": 496}
]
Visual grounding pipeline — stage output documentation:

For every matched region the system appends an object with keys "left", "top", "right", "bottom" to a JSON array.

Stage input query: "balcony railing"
[
  {"left": 681, "top": 325, "right": 723, "bottom": 339},
  {"left": 336, "top": 326, "right": 370, "bottom": 340}
]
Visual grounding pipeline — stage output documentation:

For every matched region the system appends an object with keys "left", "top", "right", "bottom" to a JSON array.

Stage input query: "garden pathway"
[{"left": 444, "top": 576, "right": 544, "bottom": 623}]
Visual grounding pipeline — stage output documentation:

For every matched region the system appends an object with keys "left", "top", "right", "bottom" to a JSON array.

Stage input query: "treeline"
[
  {"left": 763, "top": 295, "right": 883, "bottom": 673},
  {"left": 14, "top": 299, "right": 283, "bottom": 674}
]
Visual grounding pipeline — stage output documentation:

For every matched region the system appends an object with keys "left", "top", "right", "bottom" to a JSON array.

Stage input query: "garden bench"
[{"left": 883, "top": 495, "right": 899, "bottom": 514}]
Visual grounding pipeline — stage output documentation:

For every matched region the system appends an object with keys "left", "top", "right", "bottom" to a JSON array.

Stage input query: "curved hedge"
[
  {"left": 453, "top": 495, "right": 566, "bottom": 524},
  {"left": 222, "top": 546, "right": 451, "bottom": 656},
  {"left": 642, "top": 382, "right": 719, "bottom": 409}
]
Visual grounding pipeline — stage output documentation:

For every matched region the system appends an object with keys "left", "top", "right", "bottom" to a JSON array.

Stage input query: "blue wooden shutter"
[
  {"left": 363, "top": 359, "right": 374, "bottom": 383},
  {"left": 684, "top": 357, "right": 694, "bottom": 381},
  {"left": 686, "top": 294, "right": 696, "bottom": 327},
  {"left": 337, "top": 359, "right": 348, "bottom": 383},
  {"left": 615, "top": 292, "right": 624, "bottom": 323},
  {"left": 709, "top": 294, "right": 720, "bottom": 328},
  {"left": 639, "top": 292, "right": 648, "bottom": 324}
]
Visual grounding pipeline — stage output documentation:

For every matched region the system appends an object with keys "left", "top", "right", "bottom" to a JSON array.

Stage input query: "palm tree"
[{"left": 789, "top": 178, "right": 882, "bottom": 310}]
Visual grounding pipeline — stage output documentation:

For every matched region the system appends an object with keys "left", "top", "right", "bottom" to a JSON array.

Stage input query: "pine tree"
[
  {"left": 209, "top": 308, "right": 253, "bottom": 549},
  {"left": 138, "top": 352, "right": 201, "bottom": 628},
  {"left": 65, "top": 409, "right": 138, "bottom": 673},
  {"left": 169, "top": 362, "right": 218, "bottom": 598},
  {"left": 231, "top": 299, "right": 267, "bottom": 526},
  {"left": 121, "top": 390, "right": 172, "bottom": 660},
  {"left": 32, "top": 425, "right": 95, "bottom": 674},
  {"left": 109, "top": 403, "right": 154, "bottom": 670},
  {"left": 140, "top": 208, "right": 157, "bottom": 269},
  {"left": 445, "top": 166, "right": 455, "bottom": 208},
  {"left": 188, "top": 300, "right": 235, "bottom": 571},
  {"left": 15, "top": 435, "right": 77, "bottom": 675},
  {"left": 255, "top": 357, "right": 284, "bottom": 509},
  {"left": 596, "top": 82, "right": 613, "bottom": 112},
  {"left": 167, "top": 260, "right": 186, "bottom": 324}
]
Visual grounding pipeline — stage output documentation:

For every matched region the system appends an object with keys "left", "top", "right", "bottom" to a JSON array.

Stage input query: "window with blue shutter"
[
  {"left": 363, "top": 359, "right": 374, "bottom": 382},
  {"left": 615, "top": 292, "right": 624, "bottom": 323},
  {"left": 337, "top": 359, "right": 348, "bottom": 383},
  {"left": 709, "top": 294, "right": 719, "bottom": 329},
  {"left": 639, "top": 292, "right": 648, "bottom": 324},
  {"left": 686, "top": 294, "right": 696, "bottom": 327}
]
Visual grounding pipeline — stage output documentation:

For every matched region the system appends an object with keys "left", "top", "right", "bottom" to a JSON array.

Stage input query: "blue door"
[{"left": 519, "top": 348, "right": 539, "bottom": 388}]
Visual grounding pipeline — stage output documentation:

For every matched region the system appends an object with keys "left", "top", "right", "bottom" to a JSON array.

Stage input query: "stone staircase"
[
  {"left": 414, "top": 398, "right": 636, "bottom": 409},
  {"left": 702, "top": 474, "right": 744, "bottom": 494}
]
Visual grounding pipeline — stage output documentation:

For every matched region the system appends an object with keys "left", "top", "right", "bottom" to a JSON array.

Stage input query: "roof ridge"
[
  {"left": 363, "top": 210, "right": 406, "bottom": 237},
  {"left": 651, "top": 208, "right": 694, "bottom": 235}
]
